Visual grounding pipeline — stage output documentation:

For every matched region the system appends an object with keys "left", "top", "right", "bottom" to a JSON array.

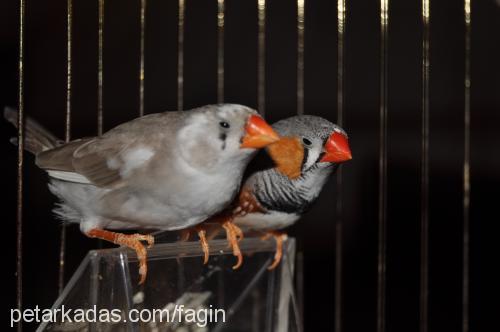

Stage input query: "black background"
[{"left": 1, "top": 0, "right": 499, "bottom": 330}]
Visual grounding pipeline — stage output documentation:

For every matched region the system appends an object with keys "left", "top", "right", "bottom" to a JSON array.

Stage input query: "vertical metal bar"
[
  {"left": 336, "top": 0, "right": 345, "bottom": 127},
  {"left": 296, "top": 0, "right": 305, "bottom": 115},
  {"left": 420, "top": 1, "right": 430, "bottom": 332},
  {"left": 17, "top": 0, "right": 25, "bottom": 330},
  {"left": 215, "top": 0, "right": 227, "bottom": 309},
  {"left": 65, "top": 0, "right": 72, "bottom": 143},
  {"left": 98, "top": 0, "right": 104, "bottom": 135},
  {"left": 296, "top": 251, "right": 304, "bottom": 325},
  {"left": 462, "top": 1, "right": 471, "bottom": 332},
  {"left": 217, "top": 0, "right": 225, "bottom": 103},
  {"left": 377, "top": 1, "right": 389, "bottom": 332},
  {"left": 139, "top": 0, "right": 146, "bottom": 116},
  {"left": 257, "top": 0, "right": 266, "bottom": 116},
  {"left": 177, "top": 0, "right": 185, "bottom": 111},
  {"left": 58, "top": 0, "right": 73, "bottom": 296},
  {"left": 335, "top": 1, "right": 346, "bottom": 332}
]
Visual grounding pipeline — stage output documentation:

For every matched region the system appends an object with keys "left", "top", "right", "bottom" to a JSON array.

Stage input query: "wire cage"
[{"left": 2, "top": 0, "right": 499, "bottom": 331}]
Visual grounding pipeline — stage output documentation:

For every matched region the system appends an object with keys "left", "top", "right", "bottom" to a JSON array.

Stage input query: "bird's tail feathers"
[
  {"left": 48, "top": 182, "right": 82, "bottom": 224},
  {"left": 4, "top": 106, "right": 61, "bottom": 154}
]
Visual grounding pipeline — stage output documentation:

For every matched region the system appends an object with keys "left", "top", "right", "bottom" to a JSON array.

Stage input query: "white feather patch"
[
  {"left": 48, "top": 170, "right": 92, "bottom": 184},
  {"left": 119, "top": 147, "right": 155, "bottom": 177}
]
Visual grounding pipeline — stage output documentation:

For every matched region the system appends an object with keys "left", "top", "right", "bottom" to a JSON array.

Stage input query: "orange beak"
[
  {"left": 320, "top": 131, "right": 352, "bottom": 163},
  {"left": 240, "top": 115, "right": 280, "bottom": 149}
]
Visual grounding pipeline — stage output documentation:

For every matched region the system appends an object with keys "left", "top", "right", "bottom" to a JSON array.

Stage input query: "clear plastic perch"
[{"left": 37, "top": 237, "right": 301, "bottom": 332}]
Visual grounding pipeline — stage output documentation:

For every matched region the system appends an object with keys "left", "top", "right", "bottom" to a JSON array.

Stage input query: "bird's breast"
[{"left": 234, "top": 210, "right": 300, "bottom": 231}]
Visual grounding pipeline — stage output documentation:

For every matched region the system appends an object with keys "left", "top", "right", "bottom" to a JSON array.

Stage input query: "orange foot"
[
  {"left": 194, "top": 225, "right": 210, "bottom": 265},
  {"left": 86, "top": 229, "right": 154, "bottom": 285},
  {"left": 261, "top": 231, "right": 288, "bottom": 270},
  {"left": 180, "top": 224, "right": 224, "bottom": 266},
  {"left": 221, "top": 219, "right": 244, "bottom": 269}
]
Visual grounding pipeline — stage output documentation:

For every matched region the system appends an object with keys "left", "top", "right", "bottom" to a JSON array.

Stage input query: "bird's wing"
[
  {"left": 236, "top": 185, "right": 267, "bottom": 215},
  {"left": 37, "top": 112, "right": 183, "bottom": 188},
  {"left": 36, "top": 138, "right": 93, "bottom": 172},
  {"left": 36, "top": 136, "right": 128, "bottom": 187},
  {"left": 71, "top": 136, "right": 136, "bottom": 187}
]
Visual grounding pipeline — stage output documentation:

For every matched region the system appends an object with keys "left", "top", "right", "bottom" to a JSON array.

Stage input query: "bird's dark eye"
[
  {"left": 302, "top": 137, "right": 312, "bottom": 146},
  {"left": 219, "top": 121, "right": 230, "bottom": 129}
]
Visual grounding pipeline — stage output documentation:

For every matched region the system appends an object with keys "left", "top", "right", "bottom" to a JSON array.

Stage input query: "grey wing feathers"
[
  {"left": 36, "top": 112, "right": 183, "bottom": 188},
  {"left": 67, "top": 112, "right": 179, "bottom": 187},
  {"left": 72, "top": 137, "right": 132, "bottom": 187},
  {"left": 6, "top": 109, "right": 184, "bottom": 188},
  {"left": 36, "top": 138, "right": 94, "bottom": 172},
  {"left": 36, "top": 135, "right": 133, "bottom": 188},
  {"left": 4, "top": 107, "right": 60, "bottom": 154}
]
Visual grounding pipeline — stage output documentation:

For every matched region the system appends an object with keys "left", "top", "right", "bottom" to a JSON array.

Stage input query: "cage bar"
[
  {"left": 462, "top": 1, "right": 471, "bottom": 331},
  {"left": 65, "top": 0, "right": 73, "bottom": 143},
  {"left": 139, "top": 0, "right": 146, "bottom": 116},
  {"left": 296, "top": 0, "right": 305, "bottom": 115},
  {"left": 177, "top": 0, "right": 185, "bottom": 111},
  {"left": 377, "top": 1, "right": 389, "bottom": 332},
  {"left": 420, "top": 1, "right": 430, "bottom": 331},
  {"left": 335, "top": 1, "right": 346, "bottom": 332},
  {"left": 58, "top": 0, "right": 74, "bottom": 296},
  {"left": 257, "top": 0, "right": 266, "bottom": 116},
  {"left": 217, "top": 0, "right": 225, "bottom": 104},
  {"left": 98, "top": 0, "right": 104, "bottom": 134},
  {"left": 16, "top": 1, "right": 26, "bottom": 331}
]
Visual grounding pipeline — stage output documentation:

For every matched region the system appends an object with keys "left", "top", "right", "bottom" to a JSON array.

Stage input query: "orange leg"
[
  {"left": 261, "top": 231, "right": 288, "bottom": 270},
  {"left": 194, "top": 225, "right": 210, "bottom": 265},
  {"left": 234, "top": 224, "right": 244, "bottom": 242},
  {"left": 86, "top": 229, "right": 154, "bottom": 285},
  {"left": 221, "top": 219, "right": 244, "bottom": 269},
  {"left": 178, "top": 229, "right": 191, "bottom": 242}
]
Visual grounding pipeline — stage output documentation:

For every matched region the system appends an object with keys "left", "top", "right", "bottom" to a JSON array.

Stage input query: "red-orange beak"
[
  {"left": 240, "top": 115, "right": 280, "bottom": 149},
  {"left": 320, "top": 131, "right": 352, "bottom": 163}
]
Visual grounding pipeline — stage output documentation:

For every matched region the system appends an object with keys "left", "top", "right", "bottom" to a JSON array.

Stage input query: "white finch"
[{"left": 5, "top": 104, "right": 279, "bottom": 283}]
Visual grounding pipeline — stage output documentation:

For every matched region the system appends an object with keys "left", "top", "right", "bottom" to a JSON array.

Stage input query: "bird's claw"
[
  {"left": 222, "top": 220, "right": 244, "bottom": 269},
  {"left": 195, "top": 226, "right": 210, "bottom": 265},
  {"left": 116, "top": 233, "right": 154, "bottom": 284},
  {"left": 86, "top": 229, "right": 154, "bottom": 285},
  {"left": 136, "top": 233, "right": 155, "bottom": 249},
  {"left": 261, "top": 232, "right": 287, "bottom": 270}
]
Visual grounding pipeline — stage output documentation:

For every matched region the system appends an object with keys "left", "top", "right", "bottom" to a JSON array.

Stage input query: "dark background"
[{"left": 1, "top": 0, "right": 499, "bottom": 330}]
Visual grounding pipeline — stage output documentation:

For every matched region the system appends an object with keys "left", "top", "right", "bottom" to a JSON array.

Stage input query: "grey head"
[
  {"left": 272, "top": 115, "right": 349, "bottom": 173},
  {"left": 248, "top": 115, "right": 351, "bottom": 215}
]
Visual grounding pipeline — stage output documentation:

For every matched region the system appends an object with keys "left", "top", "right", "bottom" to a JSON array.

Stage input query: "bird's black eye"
[
  {"left": 219, "top": 121, "right": 230, "bottom": 129},
  {"left": 302, "top": 137, "right": 312, "bottom": 146}
]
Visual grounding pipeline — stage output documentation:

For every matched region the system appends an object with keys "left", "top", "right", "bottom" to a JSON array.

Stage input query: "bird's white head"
[{"left": 178, "top": 104, "right": 279, "bottom": 172}]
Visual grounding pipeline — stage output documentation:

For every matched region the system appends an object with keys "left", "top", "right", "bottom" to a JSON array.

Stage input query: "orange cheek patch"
[{"left": 266, "top": 137, "right": 304, "bottom": 180}]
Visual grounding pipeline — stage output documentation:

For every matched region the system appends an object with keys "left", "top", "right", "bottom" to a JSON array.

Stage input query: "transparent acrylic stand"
[{"left": 38, "top": 237, "right": 301, "bottom": 332}]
